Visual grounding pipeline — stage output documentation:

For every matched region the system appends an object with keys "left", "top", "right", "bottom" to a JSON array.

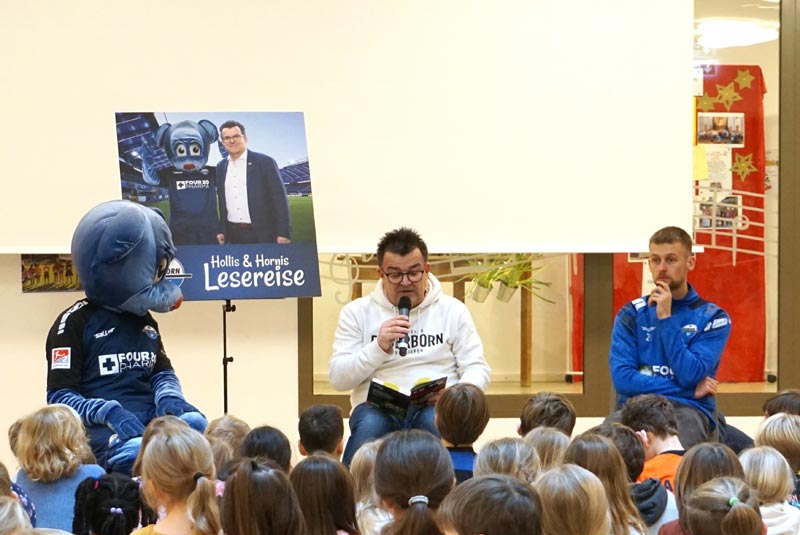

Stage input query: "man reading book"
[{"left": 329, "top": 227, "right": 491, "bottom": 466}]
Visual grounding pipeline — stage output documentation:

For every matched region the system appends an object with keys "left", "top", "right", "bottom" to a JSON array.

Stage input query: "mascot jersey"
[
  {"left": 45, "top": 299, "right": 174, "bottom": 417},
  {"left": 609, "top": 284, "right": 731, "bottom": 424},
  {"left": 157, "top": 166, "right": 218, "bottom": 245}
]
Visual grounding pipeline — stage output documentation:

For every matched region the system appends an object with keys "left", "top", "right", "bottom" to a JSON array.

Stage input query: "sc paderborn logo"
[{"left": 165, "top": 258, "right": 192, "bottom": 287}]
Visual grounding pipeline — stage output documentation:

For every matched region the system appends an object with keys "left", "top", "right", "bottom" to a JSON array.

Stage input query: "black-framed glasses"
[
  {"left": 221, "top": 134, "right": 243, "bottom": 143},
  {"left": 382, "top": 270, "right": 425, "bottom": 284}
]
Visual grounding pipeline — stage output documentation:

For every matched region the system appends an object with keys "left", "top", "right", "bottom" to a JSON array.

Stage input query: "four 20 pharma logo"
[
  {"left": 175, "top": 179, "right": 210, "bottom": 190},
  {"left": 165, "top": 258, "right": 192, "bottom": 287}
]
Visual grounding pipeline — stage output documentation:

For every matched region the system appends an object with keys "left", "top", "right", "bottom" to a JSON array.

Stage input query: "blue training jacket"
[{"left": 609, "top": 284, "right": 731, "bottom": 425}]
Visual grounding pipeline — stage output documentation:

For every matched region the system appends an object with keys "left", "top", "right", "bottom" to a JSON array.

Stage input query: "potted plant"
[
  {"left": 465, "top": 258, "right": 505, "bottom": 303},
  {"left": 495, "top": 253, "right": 554, "bottom": 303}
]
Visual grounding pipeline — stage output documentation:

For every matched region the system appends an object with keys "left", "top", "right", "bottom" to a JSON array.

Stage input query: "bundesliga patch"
[{"left": 51, "top": 347, "right": 71, "bottom": 369}]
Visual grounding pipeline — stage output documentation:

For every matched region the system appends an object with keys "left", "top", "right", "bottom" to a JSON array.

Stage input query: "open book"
[{"left": 366, "top": 376, "right": 447, "bottom": 419}]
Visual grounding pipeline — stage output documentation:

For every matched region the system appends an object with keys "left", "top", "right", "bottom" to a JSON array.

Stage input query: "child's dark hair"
[
  {"left": 620, "top": 394, "right": 679, "bottom": 438},
  {"left": 375, "top": 430, "right": 454, "bottom": 535},
  {"left": 240, "top": 425, "right": 292, "bottom": 472},
  {"left": 435, "top": 383, "right": 490, "bottom": 445},
  {"left": 590, "top": 422, "right": 645, "bottom": 483},
  {"left": 221, "top": 458, "right": 305, "bottom": 535},
  {"left": 438, "top": 474, "right": 542, "bottom": 535},
  {"left": 763, "top": 389, "right": 800, "bottom": 416},
  {"left": 290, "top": 453, "right": 361, "bottom": 535},
  {"left": 73, "top": 473, "right": 154, "bottom": 535},
  {"left": 298, "top": 405, "right": 344, "bottom": 455},
  {"left": 519, "top": 392, "right": 576, "bottom": 436}
]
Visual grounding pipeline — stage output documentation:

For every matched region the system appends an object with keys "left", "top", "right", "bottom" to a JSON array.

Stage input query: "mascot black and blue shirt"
[
  {"left": 143, "top": 119, "right": 220, "bottom": 246},
  {"left": 45, "top": 200, "right": 205, "bottom": 475}
]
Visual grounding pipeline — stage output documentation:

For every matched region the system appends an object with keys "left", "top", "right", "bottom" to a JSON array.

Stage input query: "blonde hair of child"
[
  {"left": 0, "top": 496, "right": 32, "bottom": 535},
  {"left": 523, "top": 427, "right": 569, "bottom": 470},
  {"left": 141, "top": 427, "right": 220, "bottom": 535},
  {"left": 755, "top": 412, "right": 800, "bottom": 472},
  {"left": 739, "top": 446, "right": 794, "bottom": 504},
  {"left": 535, "top": 464, "right": 611, "bottom": 535},
  {"left": 131, "top": 415, "right": 189, "bottom": 478},
  {"left": 205, "top": 414, "right": 251, "bottom": 457},
  {"left": 564, "top": 432, "right": 646, "bottom": 535},
  {"left": 474, "top": 437, "right": 541, "bottom": 484},
  {"left": 16, "top": 405, "right": 93, "bottom": 482},
  {"left": 684, "top": 476, "right": 762, "bottom": 535},
  {"left": 351, "top": 439, "right": 383, "bottom": 504}
]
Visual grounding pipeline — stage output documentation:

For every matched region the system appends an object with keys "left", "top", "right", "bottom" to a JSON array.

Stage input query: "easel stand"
[{"left": 222, "top": 299, "right": 236, "bottom": 413}]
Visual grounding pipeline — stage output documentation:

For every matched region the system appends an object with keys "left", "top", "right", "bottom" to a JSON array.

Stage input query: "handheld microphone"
[{"left": 397, "top": 296, "right": 411, "bottom": 356}]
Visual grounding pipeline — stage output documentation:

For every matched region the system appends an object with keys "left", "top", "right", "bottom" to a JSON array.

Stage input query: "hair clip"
[
  {"left": 93, "top": 478, "right": 99, "bottom": 490},
  {"left": 109, "top": 507, "right": 123, "bottom": 515},
  {"left": 408, "top": 495, "right": 429, "bottom": 507},
  {"left": 729, "top": 496, "right": 740, "bottom": 507},
  {"left": 194, "top": 472, "right": 205, "bottom": 483}
]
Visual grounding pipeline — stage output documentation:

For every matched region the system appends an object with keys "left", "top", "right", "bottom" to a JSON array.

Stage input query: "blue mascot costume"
[
  {"left": 142, "top": 119, "right": 220, "bottom": 246},
  {"left": 45, "top": 200, "right": 207, "bottom": 475}
]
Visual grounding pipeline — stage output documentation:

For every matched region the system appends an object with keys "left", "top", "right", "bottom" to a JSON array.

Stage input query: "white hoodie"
[
  {"left": 761, "top": 501, "right": 800, "bottom": 535},
  {"left": 329, "top": 274, "right": 491, "bottom": 410}
]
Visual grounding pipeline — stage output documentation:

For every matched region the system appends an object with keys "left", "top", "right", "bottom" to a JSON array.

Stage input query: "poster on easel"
[{"left": 115, "top": 112, "right": 321, "bottom": 301}]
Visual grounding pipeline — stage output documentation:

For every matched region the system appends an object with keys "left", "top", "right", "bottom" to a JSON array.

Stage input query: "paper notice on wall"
[
  {"left": 693, "top": 145, "right": 708, "bottom": 181},
  {"left": 697, "top": 145, "right": 732, "bottom": 197}
]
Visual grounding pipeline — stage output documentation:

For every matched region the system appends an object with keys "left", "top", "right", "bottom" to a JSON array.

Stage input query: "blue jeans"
[{"left": 342, "top": 402, "right": 440, "bottom": 466}]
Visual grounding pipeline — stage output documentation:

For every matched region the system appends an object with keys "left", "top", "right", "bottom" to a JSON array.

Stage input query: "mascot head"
[
  {"left": 155, "top": 119, "right": 218, "bottom": 172},
  {"left": 71, "top": 200, "right": 183, "bottom": 316}
]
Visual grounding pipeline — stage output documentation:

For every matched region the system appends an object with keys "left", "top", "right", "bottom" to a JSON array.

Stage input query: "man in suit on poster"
[{"left": 216, "top": 120, "right": 292, "bottom": 245}]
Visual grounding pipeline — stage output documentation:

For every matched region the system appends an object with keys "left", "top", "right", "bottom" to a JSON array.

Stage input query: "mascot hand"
[
  {"left": 106, "top": 406, "right": 146, "bottom": 441},
  {"left": 156, "top": 396, "right": 200, "bottom": 418}
]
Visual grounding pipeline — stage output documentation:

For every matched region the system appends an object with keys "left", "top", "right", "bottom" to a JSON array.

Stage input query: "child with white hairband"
[
  {"left": 73, "top": 473, "right": 155, "bottom": 535},
  {"left": 374, "top": 430, "right": 455, "bottom": 535}
]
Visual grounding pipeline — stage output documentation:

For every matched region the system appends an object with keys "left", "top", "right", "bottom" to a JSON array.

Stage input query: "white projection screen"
[{"left": 0, "top": 0, "right": 693, "bottom": 253}]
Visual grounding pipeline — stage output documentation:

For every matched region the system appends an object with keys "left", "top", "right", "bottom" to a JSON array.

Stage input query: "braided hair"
[{"left": 73, "top": 473, "right": 154, "bottom": 535}]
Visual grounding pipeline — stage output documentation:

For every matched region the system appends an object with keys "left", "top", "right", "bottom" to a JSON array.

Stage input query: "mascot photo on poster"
[
  {"left": 142, "top": 119, "right": 220, "bottom": 246},
  {"left": 45, "top": 200, "right": 206, "bottom": 474}
]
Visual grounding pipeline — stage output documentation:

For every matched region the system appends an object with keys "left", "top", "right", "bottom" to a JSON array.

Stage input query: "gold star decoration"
[
  {"left": 715, "top": 82, "right": 743, "bottom": 111},
  {"left": 732, "top": 153, "right": 758, "bottom": 182},
  {"left": 735, "top": 69, "right": 755, "bottom": 90},
  {"left": 696, "top": 93, "right": 716, "bottom": 113}
]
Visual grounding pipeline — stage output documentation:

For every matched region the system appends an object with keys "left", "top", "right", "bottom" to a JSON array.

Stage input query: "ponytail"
[
  {"left": 187, "top": 473, "right": 222, "bottom": 535},
  {"left": 72, "top": 474, "right": 143, "bottom": 535},
  {"left": 374, "top": 431, "right": 454, "bottom": 535},
  {"left": 685, "top": 477, "right": 762, "bottom": 535},
  {"left": 384, "top": 495, "right": 441, "bottom": 535},
  {"left": 720, "top": 498, "right": 762, "bottom": 535}
]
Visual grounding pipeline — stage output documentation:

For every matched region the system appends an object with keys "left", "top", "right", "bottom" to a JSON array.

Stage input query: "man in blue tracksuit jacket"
[{"left": 609, "top": 226, "right": 735, "bottom": 450}]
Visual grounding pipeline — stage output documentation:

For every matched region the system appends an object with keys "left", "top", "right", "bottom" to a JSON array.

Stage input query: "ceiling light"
[{"left": 696, "top": 19, "right": 778, "bottom": 49}]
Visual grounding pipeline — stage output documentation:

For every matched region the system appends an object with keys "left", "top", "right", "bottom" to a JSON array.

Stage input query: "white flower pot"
[
  {"left": 471, "top": 283, "right": 493, "bottom": 303},
  {"left": 496, "top": 283, "right": 518, "bottom": 303}
]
